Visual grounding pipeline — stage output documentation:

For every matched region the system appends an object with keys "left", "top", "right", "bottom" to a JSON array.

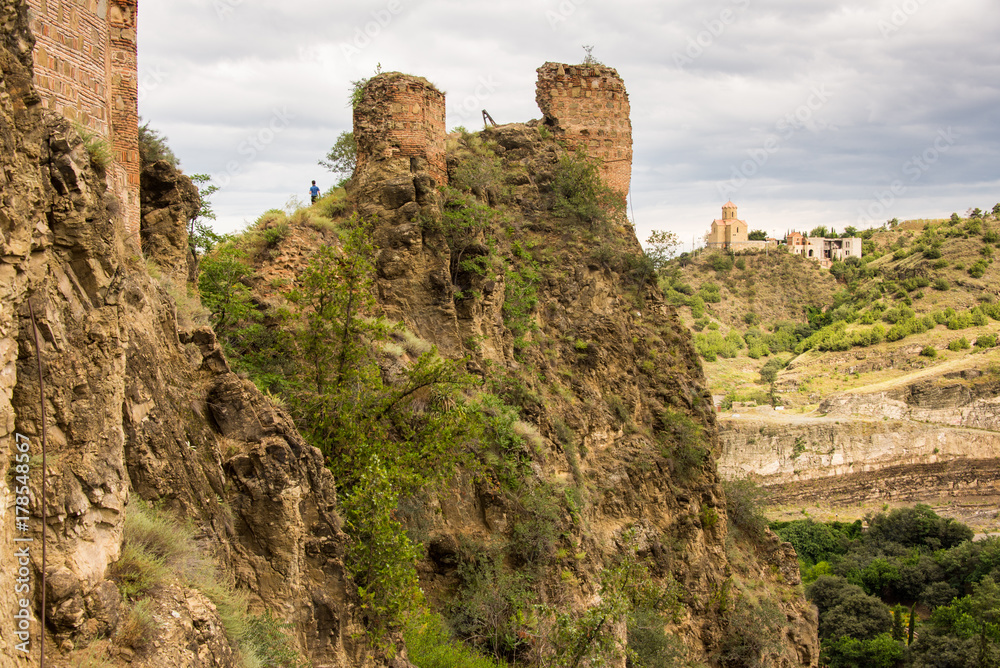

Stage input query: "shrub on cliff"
[
  {"left": 722, "top": 478, "right": 769, "bottom": 542},
  {"left": 551, "top": 151, "right": 624, "bottom": 231},
  {"left": 138, "top": 120, "right": 179, "bottom": 168}
]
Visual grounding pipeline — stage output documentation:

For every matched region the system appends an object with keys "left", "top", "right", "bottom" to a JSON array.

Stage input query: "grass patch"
[
  {"left": 73, "top": 121, "right": 113, "bottom": 168},
  {"left": 109, "top": 544, "right": 169, "bottom": 601},
  {"left": 115, "top": 599, "right": 158, "bottom": 651},
  {"left": 110, "top": 500, "right": 303, "bottom": 667},
  {"left": 404, "top": 611, "right": 506, "bottom": 668}
]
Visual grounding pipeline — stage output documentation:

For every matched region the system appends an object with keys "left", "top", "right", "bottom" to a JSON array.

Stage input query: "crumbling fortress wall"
[
  {"left": 351, "top": 64, "right": 633, "bottom": 198},
  {"left": 25, "top": 0, "right": 140, "bottom": 234},
  {"left": 353, "top": 72, "right": 448, "bottom": 188},
  {"left": 535, "top": 61, "right": 633, "bottom": 197}
]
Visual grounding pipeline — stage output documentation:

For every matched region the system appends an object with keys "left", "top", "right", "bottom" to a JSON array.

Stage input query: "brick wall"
[
  {"left": 26, "top": 0, "right": 140, "bottom": 235},
  {"left": 535, "top": 62, "right": 633, "bottom": 198},
  {"left": 354, "top": 73, "right": 447, "bottom": 187},
  {"left": 107, "top": 0, "right": 138, "bottom": 233}
]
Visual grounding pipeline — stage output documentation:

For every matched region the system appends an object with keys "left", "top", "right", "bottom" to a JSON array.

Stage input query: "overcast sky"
[{"left": 138, "top": 0, "right": 1000, "bottom": 250}]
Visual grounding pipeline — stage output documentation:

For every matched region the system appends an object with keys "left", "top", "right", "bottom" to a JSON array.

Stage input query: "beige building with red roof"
[
  {"left": 705, "top": 202, "right": 777, "bottom": 251},
  {"left": 707, "top": 202, "right": 748, "bottom": 248}
]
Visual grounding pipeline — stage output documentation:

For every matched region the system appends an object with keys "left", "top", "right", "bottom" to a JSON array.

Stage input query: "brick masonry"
[
  {"left": 535, "top": 62, "right": 633, "bottom": 199},
  {"left": 354, "top": 73, "right": 448, "bottom": 187},
  {"left": 26, "top": 0, "right": 140, "bottom": 235}
]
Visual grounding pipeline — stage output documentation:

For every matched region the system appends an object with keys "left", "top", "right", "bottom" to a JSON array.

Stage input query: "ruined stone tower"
[
  {"left": 353, "top": 72, "right": 447, "bottom": 188},
  {"left": 26, "top": 0, "right": 140, "bottom": 235},
  {"left": 535, "top": 62, "right": 633, "bottom": 199}
]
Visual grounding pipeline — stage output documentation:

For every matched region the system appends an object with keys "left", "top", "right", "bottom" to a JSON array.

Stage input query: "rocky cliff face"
[
  {"left": 349, "top": 77, "right": 819, "bottom": 665},
  {"left": 1, "top": 12, "right": 819, "bottom": 665},
  {"left": 0, "top": 4, "right": 392, "bottom": 665},
  {"left": 719, "top": 365, "right": 1000, "bottom": 508},
  {"left": 718, "top": 410, "right": 1000, "bottom": 505},
  {"left": 820, "top": 366, "right": 1000, "bottom": 431}
]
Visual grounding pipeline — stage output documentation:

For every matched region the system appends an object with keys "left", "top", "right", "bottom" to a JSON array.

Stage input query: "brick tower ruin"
[
  {"left": 535, "top": 62, "right": 633, "bottom": 199},
  {"left": 26, "top": 0, "right": 140, "bottom": 235},
  {"left": 353, "top": 73, "right": 447, "bottom": 188}
]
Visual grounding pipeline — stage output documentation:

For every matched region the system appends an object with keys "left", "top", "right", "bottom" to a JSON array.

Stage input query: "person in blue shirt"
[{"left": 310, "top": 180, "right": 320, "bottom": 203}]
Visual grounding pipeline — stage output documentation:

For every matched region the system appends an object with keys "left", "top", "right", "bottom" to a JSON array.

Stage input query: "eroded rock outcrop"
[
  {"left": 349, "top": 71, "right": 819, "bottom": 667},
  {"left": 719, "top": 366, "right": 1000, "bottom": 507},
  {"left": 140, "top": 159, "right": 199, "bottom": 283},
  {"left": 0, "top": 3, "right": 394, "bottom": 665},
  {"left": 718, "top": 411, "right": 1000, "bottom": 505}
]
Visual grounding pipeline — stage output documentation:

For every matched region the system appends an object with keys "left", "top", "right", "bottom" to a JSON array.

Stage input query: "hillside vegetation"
[
  {"left": 186, "top": 118, "right": 818, "bottom": 667},
  {"left": 663, "top": 208, "right": 1000, "bottom": 408},
  {"left": 774, "top": 505, "right": 1000, "bottom": 668}
]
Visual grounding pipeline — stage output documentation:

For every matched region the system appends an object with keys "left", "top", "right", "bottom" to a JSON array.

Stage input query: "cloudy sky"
[{"left": 138, "top": 0, "right": 1000, "bottom": 250}]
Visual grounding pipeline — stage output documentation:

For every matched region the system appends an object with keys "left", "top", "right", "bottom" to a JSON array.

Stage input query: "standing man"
[{"left": 310, "top": 180, "right": 320, "bottom": 204}]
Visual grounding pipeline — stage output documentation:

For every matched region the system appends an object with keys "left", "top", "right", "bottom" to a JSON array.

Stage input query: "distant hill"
[{"left": 663, "top": 209, "right": 1000, "bottom": 407}]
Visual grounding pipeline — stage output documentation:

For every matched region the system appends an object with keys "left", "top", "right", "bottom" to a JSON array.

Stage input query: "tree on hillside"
[
  {"left": 189, "top": 174, "right": 221, "bottom": 256},
  {"left": 842, "top": 226, "right": 858, "bottom": 238},
  {"left": 993, "top": 203, "right": 1000, "bottom": 217},
  {"left": 810, "top": 226, "right": 829, "bottom": 238},
  {"left": 748, "top": 230, "right": 768, "bottom": 241},
  {"left": 645, "top": 230, "right": 681, "bottom": 271},
  {"left": 320, "top": 130, "right": 357, "bottom": 187}
]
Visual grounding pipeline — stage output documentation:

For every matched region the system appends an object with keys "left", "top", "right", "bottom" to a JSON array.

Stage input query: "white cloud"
[{"left": 139, "top": 0, "right": 1000, "bottom": 238}]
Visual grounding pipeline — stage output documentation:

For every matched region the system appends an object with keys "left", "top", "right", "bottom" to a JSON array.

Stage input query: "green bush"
[
  {"left": 920, "top": 346, "right": 937, "bottom": 358},
  {"left": 449, "top": 549, "right": 533, "bottom": 662},
  {"left": 626, "top": 608, "right": 690, "bottom": 668},
  {"left": 772, "top": 520, "right": 859, "bottom": 566},
  {"left": 933, "top": 278, "right": 950, "bottom": 291},
  {"left": 688, "top": 295, "right": 705, "bottom": 318},
  {"left": 694, "top": 330, "right": 743, "bottom": 361},
  {"left": 881, "top": 305, "right": 915, "bottom": 324},
  {"left": 450, "top": 132, "right": 507, "bottom": 197},
  {"left": 722, "top": 479, "right": 769, "bottom": 541},
  {"left": 109, "top": 544, "right": 168, "bottom": 601},
  {"left": 551, "top": 152, "right": 624, "bottom": 231},
  {"left": 74, "top": 121, "right": 113, "bottom": 168},
  {"left": 659, "top": 408, "right": 707, "bottom": 482},
  {"left": 759, "top": 356, "right": 789, "bottom": 384},
  {"left": 707, "top": 253, "right": 734, "bottom": 272},
  {"left": 975, "top": 334, "right": 997, "bottom": 349},
  {"left": 716, "top": 597, "right": 786, "bottom": 668},
  {"left": 968, "top": 258, "right": 989, "bottom": 278},
  {"left": 698, "top": 282, "right": 723, "bottom": 303},
  {"left": 821, "top": 633, "right": 904, "bottom": 668},
  {"left": 866, "top": 504, "right": 973, "bottom": 550},
  {"left": 948, "top": 337, "right": 971, "bottom": 351}
]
